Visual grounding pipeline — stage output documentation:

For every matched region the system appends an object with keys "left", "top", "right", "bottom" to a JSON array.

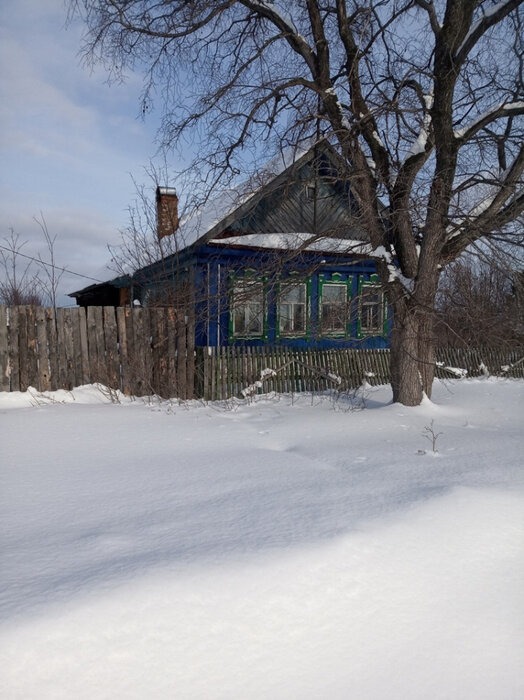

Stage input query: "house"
[{"left": 70, "top": 142, "right": 390, "bottom": 349}]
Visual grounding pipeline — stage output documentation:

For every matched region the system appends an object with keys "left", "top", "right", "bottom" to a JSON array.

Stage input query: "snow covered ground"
[{"left": 1, "top": 379, "right": 523, "bottom": 699}]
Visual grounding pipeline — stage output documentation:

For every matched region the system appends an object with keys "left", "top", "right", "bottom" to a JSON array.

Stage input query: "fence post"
[
  {"left": 103, "top": 306, "right": 119, "bottom": 390},
  {"left": 0, "top": 306, "right": 9, "bottom": 392},
  {"left": 36, "top": 306, "right": 50, "bottom": 392}
]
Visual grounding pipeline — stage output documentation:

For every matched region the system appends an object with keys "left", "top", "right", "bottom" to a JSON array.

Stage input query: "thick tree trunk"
[
  {"left": 417, "top": 308, "right": 436, "bottom": 396},
  {"left": 389, "top": 292, "right": 437, "bottom": 405}
]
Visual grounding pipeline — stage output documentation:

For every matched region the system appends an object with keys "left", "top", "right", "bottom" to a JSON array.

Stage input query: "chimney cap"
[
  {"left": 156, "top": 186, "right": 177, "bottom": 198},
  {"left": 156, "top": 185, "right": 179, "bottom": 239}
]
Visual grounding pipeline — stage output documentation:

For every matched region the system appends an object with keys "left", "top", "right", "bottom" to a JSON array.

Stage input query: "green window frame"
[
  {"left": 357, "top": 275, "right": 387, "bottom": 338},
  {"left": 229, "top": 272, "right": 268, "bottom": 341},
  {"left": 319, "top": 274, "right": 352, "bottom": 337},
  {"left": 277, "top": 277, "right": 311, "bottom": 338}
]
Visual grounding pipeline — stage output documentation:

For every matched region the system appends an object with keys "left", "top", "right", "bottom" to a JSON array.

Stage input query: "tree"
[
  {"left": 71, "top": 0, "right": 524, "bottom": 404},
  {"left": 0, "top": 219, "right": 65, "bottom": 309},
  {"left": 0, "top": 230, "right": 44, "bottom": 306},
  {"left": 34, "top": 213, "right": 65, "bottom": 310},
  {"left": 436, "top": 252, "right": 524, "bottom": 347}
]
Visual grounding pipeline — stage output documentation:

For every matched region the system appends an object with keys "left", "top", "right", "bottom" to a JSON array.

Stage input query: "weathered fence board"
[
  {"left": 116, "top": 307, "right": 130, "bottom": 395},
  {"left": 0, "top": 306, "right": 8, "bottom": 392},
  {"left": 151, "top": 308, "right": 165, "bottom": 397},
  {"left": 76, "top": 306, "right": 90, "bottom": 386},
  {"left": 123, "top": 306, "right": 135, "bottom": 395},
  {"left": 103, "top": 306, "right": 119, "bottom": 389},
  {"left": 86, "top": 306, "right": 99, "bottom": 383},
  {"left": 63, "top": 308, "right": 75, "bottom": 389},
  {"left": 176, "top": 314, "right": 187, "bottom": 400},
  {"left": 36, "top": 306, "right": 50, "bottom": 392},
  {"left": 18, "top": 307, "right": 29, "bottom": 391},
  {"left": 56, "top": 308, "right": 68, "bottom": 389},
  {"left": 8, "top": 307, "right": 20, "bottom": 391},
  {"left": 26, "top": 307, "right": 39, "bottom": 389},
  {"left": 45, "top": 308, "right": 58, "bottom": 391}
]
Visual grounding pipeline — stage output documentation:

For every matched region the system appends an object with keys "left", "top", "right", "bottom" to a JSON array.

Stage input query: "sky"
[{"left": 0, "top": 0, "right": 172, "bottom": 305}]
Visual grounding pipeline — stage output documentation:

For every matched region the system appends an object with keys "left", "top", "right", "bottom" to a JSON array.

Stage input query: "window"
[
  {"left": 359, "top": 283, "right": 385, "bottom": 336},
  {"left": 305, "top": 184, "right": 316, "bottom": 201},
  {"left": 279, "top": 283, "right": 307, "bottom": 336},
  {"left": 321, "top": 282, "right": 348, "bottom": 335},
  {"left": 305, "top": 180, "right": 333, "bottom": 202},
  {"left": 231, "top": 278, "right": 265, "bottom": 337}
]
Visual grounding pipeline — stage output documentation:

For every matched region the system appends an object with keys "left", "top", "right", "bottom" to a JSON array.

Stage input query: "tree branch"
[
  {"left": 238, "top": 0, "right": 317, "bottom": 76},
  {"left": 455, "top": 0, "right": 523, "bottom": 65},
  {"left": 413, "top": 0, "right": 441, "bottom": 36},
  {"left": 454, "top": 101, "right": 524, "bottom": 144},
  {"left": 443, "top": 144, "right": 524, "bottom": 260}
]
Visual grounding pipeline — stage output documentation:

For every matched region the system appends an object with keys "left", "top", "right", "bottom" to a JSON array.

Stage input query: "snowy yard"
[{"left": 1, "top": 379, "right": 523, "bottom": 699}]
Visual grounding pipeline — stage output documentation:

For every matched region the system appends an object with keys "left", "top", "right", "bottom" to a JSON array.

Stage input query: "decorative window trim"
[
  {"left": 228, "top": 270, "right": 268, "bottom": 342},
  {"left": 305, "top": 183, "right": 317, "bottom": 201},
  {"left": 357, "top": 274, "right": 388, "bottom": 338},
  {"left": 305, "top": 179, "right": 333, "bottom": 202},
  {"left": 276, "top": 276, "right": 311, "bottom": 340},
  {"left": 318, "top": 274, "right": 352, "bottom": 338}
]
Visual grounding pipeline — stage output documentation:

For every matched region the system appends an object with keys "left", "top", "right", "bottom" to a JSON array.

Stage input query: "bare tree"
[
  {"left": 436, "top": 252, "right": 524, "bottom": 347},
  {"left": 0, "top": 230, "right": 44, "bottom": 306},
  {"left": 71, "top": 0, "right": 524, "bottom": 404},
  {"left": 1, "top": 218, "right": 69, "bottom": 309},
  {"left": 34, "top": 213, "right": 65, "bottom": 309}
]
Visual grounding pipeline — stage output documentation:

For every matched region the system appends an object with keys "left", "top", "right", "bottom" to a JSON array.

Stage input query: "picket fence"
[
  {"left": 196, "top": 344, "right": 524, "bottom": 400},
  {"left": 0, "top": 305, "right": 523, "bottom": 400}
]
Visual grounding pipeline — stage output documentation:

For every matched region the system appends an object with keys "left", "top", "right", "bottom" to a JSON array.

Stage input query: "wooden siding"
[{"left": 230, "top": 159, "right": 362, "bottom": 238}]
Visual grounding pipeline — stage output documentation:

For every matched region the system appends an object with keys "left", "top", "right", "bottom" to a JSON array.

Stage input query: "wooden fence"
[
  {"left": 195, "top": 344, "right": 524, "bottom": 400},
  {"left": 0, "top": 305, "right": 195, "bottom": 399},
  {"left": 196, "top": 346, "right": 390, "bottom": 400},
  {"left": 0, "top": 305, "right": 523, "bottom": 400}
]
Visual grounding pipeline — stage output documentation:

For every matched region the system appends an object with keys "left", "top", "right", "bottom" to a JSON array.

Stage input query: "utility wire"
[{"left": 0, "top": 244, "right": 105, "bottom": 284}]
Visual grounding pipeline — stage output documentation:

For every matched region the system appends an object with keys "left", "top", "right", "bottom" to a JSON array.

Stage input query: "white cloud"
[
  {"left": 0, "top": 26, "right": 147, "bottom": 165},
  {"left": 0, "top": 0, "right": 163, "bottom": 303}
]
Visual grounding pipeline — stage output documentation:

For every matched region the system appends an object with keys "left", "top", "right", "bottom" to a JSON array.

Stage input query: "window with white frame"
[
  {"left": 279, "top": 282, "right": 307, "bottom": 335},
  {"left": 231, "top": 278, "right": 265, "bottom": 337},
  {"left": 359, "top": 284, "right": 384, "bottom": 334},
  {"left": 321, "top": 282, "right": 347, "bottom": 334}
]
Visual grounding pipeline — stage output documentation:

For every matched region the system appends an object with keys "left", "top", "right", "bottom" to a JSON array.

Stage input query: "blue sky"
[{"left": 0, "top": 0, "right": 172, "bottom": 304}]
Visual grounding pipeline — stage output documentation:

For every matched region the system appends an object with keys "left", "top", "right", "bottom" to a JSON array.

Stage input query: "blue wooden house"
[{"left": 70, "top": 143, "right": 390, "bottom": 349}]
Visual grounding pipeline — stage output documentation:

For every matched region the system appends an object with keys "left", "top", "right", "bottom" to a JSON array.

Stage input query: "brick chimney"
[{"left": 156, "top": 186, "right": 179, "bottom": 240}]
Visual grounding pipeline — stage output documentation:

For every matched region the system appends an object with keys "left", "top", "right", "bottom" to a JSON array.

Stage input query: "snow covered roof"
[
  {"left": 174, "top": 188, "right": 256, "bottom": 252},
  {"left": 172, "top": 140, "right": 341, "bottom": 253},
  {"left": 210, "top": 233, "right": 372, "bottom": 256}
]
